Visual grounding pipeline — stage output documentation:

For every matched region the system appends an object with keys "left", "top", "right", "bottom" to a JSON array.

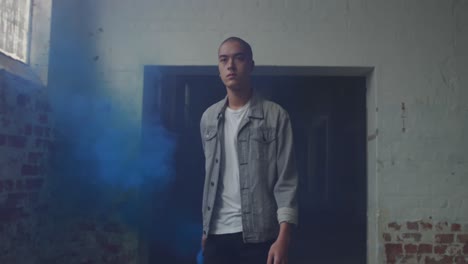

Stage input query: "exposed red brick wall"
[
  {"left": 0, "top": 70, "right": 51, "bottom": 224},
  {"left": 0, "top": 70, "right": 138, "bottom": 263},
  {"left": 383, "top": 220, "right": 468, "bottom": 264},
  {"left": 0, "top": 70, "right": 54, "bottom": 262}
]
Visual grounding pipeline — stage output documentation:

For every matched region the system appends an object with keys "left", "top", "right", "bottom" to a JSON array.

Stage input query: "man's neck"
[{"left": 226, "top": 85, "right": 252, "bottom": 110}]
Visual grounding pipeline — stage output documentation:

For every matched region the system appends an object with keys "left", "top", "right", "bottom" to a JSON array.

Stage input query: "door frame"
[{"left": 142, "top": 65, "right": 378, "bottom": 264}]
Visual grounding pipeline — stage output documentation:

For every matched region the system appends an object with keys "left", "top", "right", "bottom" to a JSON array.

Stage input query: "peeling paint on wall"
[
  {"left": 368, "top": 128, "right": 379, "bottom": 141},
  {"left": 401, "top": 102, "right": 406, "bottom": 133}
]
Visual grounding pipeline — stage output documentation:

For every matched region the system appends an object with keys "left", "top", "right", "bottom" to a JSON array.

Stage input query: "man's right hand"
[{"left": 201, "top": 234, "right": 207, "bottom": 251}]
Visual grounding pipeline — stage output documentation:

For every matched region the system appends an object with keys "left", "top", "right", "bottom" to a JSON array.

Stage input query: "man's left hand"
[{"left": 267, "top": 237, "right": 289, "bottom": 264}]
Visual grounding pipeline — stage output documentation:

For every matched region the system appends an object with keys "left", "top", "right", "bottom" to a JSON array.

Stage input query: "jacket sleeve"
[
  {"left": 274, "top": 111, "right": 299, "bottom": 225},
  {"left": 200, "top": 112, "right": 206, "bottom": 153}
]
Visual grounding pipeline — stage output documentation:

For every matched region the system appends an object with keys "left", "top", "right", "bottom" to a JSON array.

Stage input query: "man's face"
[{"left": 218, "top": 41, "right": 254, "bottom": 91}]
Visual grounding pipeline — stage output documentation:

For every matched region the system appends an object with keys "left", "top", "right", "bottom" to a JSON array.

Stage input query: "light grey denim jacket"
[{"left": 200, "top": 92, "right": 298, "bottom": 243}]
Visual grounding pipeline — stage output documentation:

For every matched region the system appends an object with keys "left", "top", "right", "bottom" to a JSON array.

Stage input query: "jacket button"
[
  {"left": 207, "top": 206, "right": 211, "bottom": 211},
  {"left": 211, "top": 181, "right": 214, "bottom": 186},
  {"left": 215, "top": 158, "right": 219, "bottom": 163},
  {"left": 203, "top": 230, "right": 207, "bottom": 235}
]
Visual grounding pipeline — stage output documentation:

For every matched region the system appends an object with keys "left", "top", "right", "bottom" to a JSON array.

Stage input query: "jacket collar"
[{"left": 215, "top": 90, "right": 264, "bottom": 120}]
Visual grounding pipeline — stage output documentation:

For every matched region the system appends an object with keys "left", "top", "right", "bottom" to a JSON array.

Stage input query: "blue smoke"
[
  {"left": 45, "top": 2, "right": 206, "bottom": 262},
  {"left": 47, "top": 0, "right": 174, "bottom": 217},
  {"left": 48, "top": 89, "right": 177, "bottom": 224},
  {"left": 47, "top": 68, "right": 205, "bottom": 260}
]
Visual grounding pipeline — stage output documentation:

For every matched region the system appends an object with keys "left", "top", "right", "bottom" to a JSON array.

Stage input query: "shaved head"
[{"left": 218, "top": 37, "right": 253, "bottom": 61}]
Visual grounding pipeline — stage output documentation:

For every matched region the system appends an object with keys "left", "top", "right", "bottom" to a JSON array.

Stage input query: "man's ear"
[{"left": 250, "top": 60, "right": 255, "bottom": 71}]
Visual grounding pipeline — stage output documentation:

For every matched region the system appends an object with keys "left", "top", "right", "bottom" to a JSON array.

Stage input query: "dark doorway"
[{"left": 142, "top": 67, "right": 367, "bottom": 264}]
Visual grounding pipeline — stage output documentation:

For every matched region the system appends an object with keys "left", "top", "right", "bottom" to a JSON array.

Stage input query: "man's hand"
[
  {"left": 267, "top": 237, "right": 289, "bottom": 264},
  {"left": 267, "top": 222, "right": 292, "bottom": 264},
  {"left": 201, "top": 234, "right": 207, "bottom": 251}
]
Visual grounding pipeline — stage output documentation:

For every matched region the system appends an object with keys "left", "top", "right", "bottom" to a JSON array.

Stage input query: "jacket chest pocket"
[
  {"left": 204, "top": 127, "right": 217, "bottom": 159},
  {"left": 250, "top": 127, "right": 276, "bottom": 160}
]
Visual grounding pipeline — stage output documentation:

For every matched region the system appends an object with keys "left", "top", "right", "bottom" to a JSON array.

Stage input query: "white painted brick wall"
[
  {"left": 28, "top": 0, "right": 53, "bottom": 84},
  {"left": 48, "top": 0, "right": 468, "bottom": 262}
]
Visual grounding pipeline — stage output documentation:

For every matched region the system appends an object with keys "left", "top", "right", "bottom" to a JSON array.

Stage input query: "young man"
[{"left": 200, "top": 37, "right": 298, "bottom": 264}]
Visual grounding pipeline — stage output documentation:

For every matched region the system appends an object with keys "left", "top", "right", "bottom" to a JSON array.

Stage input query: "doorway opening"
[{"left": 142, "top": 66, "right": 370, "bottom": 264}]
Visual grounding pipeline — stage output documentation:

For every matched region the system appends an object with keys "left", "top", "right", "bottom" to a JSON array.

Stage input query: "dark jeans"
[{"left": 203, "top": 232, "right": 274, "bottom": 264}]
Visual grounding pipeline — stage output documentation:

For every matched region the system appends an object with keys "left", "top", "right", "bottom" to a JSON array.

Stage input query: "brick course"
[
  {"left": 1, "top": 67, "right": 138, "bottom": 263},
  {"left": 384, "top": 220, "right": 468, "bottom": 263}
]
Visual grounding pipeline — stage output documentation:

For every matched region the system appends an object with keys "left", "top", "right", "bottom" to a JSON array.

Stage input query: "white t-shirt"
[{"left": 210, "top": 101, "right": 250, "bottom": 234}]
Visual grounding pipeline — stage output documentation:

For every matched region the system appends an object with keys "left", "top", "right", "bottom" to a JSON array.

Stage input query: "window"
[{"left": 0, "top": 0, "right": 32, "bottom": 62}]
